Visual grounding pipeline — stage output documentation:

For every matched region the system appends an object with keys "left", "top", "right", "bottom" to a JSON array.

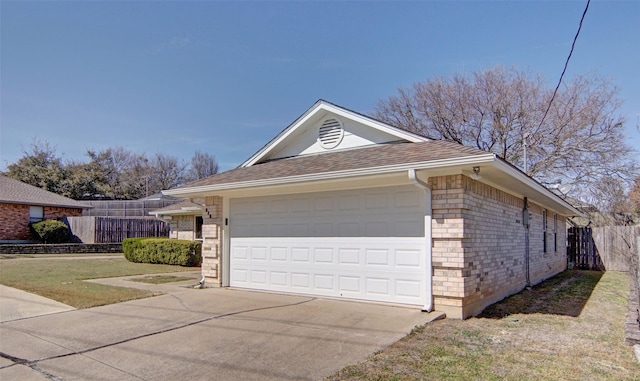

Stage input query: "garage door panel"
[
  {"left": 271, "top": 247, "right": 288, "bottom": 261},
  {"left": 338, "top": 248, "right": 360, "bottom": 265},
  {"left": 366, "top": 249, "right": 390, "bottom": 266},
  {"left": 314, "top": 248, "right": 334, "bottom": 263},
  {"left": 230, "top": 185, "right": 428, "bottom": 306}
]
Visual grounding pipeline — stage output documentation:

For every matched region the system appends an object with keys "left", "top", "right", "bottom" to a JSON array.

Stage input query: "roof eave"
[
  {"left": 491, "top": 160, "right": 584, "bottom": 217},
  {"left": 0, "top": 200, "right": 91, "bottom": 209},
  {"left": 164, "top": 154, "right": 497, "bottom": 197}
]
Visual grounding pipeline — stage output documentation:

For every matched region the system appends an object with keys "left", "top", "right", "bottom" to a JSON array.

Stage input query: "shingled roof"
[
  {"left": 173, "top": 140, "right": 490, "bottom": 190},
  {"left": 149, "top": 200, "right": 202, "bottom": 215},
  {"left": 0, "top": 176, "right": 91, "bottom": 209}
]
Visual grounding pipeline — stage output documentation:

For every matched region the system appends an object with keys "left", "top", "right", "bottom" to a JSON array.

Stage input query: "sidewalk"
[{"left": 0, "top": 285, "right": 75, "bottom": 323}]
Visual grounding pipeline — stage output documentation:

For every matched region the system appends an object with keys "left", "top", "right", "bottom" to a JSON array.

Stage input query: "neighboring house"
[
  {"left": 149, "top": 200, "right": 204, "bottom": 241},
  {"left": 163, "top": 100, "right": 582, "bottom": 319},
  {"left": 0, "top": 175, "right": 91, "bottom": 242}
]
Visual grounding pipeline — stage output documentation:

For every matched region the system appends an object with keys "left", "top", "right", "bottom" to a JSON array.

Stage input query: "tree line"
[
  {"left": 3, "top": 66, "right": 638, "bottom": 215},
  {"left": 2, "top": 141, "right": 218, "bottom": 200}
]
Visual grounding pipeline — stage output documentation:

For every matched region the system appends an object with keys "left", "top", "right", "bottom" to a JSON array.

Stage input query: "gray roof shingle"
[
  {"left": 0, "top": 176, "right": 91, "bottom": 209},
  {"left": 174, "top": 140, "right": 490, "bottom": 190}
]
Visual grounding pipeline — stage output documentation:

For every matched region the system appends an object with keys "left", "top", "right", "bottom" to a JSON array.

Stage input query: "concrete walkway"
[
  {"left": 0, "top": 285, "right": 75, "bottom": 323},
  {"left": 0, "top": 276, "right": 444, "bottom": 380}
]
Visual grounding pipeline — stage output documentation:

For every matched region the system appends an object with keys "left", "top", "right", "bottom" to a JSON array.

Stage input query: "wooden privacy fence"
[
  {"left": 568, "top": 227, "right": 602, "bottom": 270},
  {"left": 66, "top": 216, "right": 169, "bottom": 243},
  {"left": 82, "top": 199, "right": 182, "bottom": 217},
  {"left": 568, "top": 225, "right": 639, "bottom": 271}
]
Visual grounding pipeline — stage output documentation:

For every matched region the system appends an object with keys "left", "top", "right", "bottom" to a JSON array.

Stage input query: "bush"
[
  {"left": 122, "top": 238, "right": 202, "bottom": 267},
  {"left": 30, "top": 220, "right": 70, "bottom": 243}
]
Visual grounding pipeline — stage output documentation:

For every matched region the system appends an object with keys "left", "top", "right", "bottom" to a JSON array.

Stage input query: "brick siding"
[
  {"left": 430, "top": 175, "right": 568, "bottom": 318},
  {"left": 201, "top": 196, "right": 223, "bottom": 286},
  {"left": 169, "top": 215, "right": 197, "bottom": 241},
  {"left": 0, "top": 203, "right": 83, "bottom": 241}
]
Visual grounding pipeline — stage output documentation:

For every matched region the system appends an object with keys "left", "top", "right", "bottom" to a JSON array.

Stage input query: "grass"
[
  {"left": 128, "top": 275, "right": 195, "bottom": 284},
  {"left": 327, "top": 270, "right": 640, "bottom": 381},
  {"left": 0, "top": 255, "right": 196, "bottom": 308}
]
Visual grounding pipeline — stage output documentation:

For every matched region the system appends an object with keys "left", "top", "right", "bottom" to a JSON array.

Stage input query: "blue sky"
[{"left": 1, "top": 1, "right": 638, "bottom": 172}]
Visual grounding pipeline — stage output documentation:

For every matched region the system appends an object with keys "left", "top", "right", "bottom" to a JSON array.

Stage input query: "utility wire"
[{"left": 536, "top": 0, "right": 591, "bottom": 131}]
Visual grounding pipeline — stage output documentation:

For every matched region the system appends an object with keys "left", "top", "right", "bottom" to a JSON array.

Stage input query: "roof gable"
[{"left": 240, "top": 100, "right": 428, "bottom": 167}]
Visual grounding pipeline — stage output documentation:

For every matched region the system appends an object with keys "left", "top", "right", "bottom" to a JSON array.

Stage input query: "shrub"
[
  {"left": 30, "top": 220, "right": 70, "bottom": 243},
  {"left": 122, "top": 238, "right": 202, "bottom": 267}
]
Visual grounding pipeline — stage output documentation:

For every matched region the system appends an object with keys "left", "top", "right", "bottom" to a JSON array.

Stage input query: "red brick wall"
[
  {"left": 0, "top": 203, "right": 83, "bottom": 241},
  {"left": 45, "top": 206, "right": 83, "bottom": 220},
  {"left": 0, "top": 203, "right": 31, "bottom": 240}
]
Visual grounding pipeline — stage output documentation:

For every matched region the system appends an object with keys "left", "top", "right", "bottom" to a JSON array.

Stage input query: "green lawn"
[
  {"left": 327, "top": 270, "right": 640, "bottom": 381},
  {"left": 0, "top": 255, "right": 196, "bottom": 308}
]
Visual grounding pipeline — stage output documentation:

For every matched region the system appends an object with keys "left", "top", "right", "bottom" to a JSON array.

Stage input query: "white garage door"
[{"left": 229, "top": 185, "right": 428, "bottom": 306}]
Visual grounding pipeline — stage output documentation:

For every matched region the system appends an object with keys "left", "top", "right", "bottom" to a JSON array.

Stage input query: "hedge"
[
  {"left": 30, "top": 220, "right": 70, "bottom": 244},
  {"left": 122, "top": 238, "right": 202, "bottom": 267}
]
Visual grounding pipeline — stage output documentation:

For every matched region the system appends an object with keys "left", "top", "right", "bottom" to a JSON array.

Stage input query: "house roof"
[
  {"left": 170, "top": 140, "right": 488, "bottom": 191},
  {"left": 0, "top": 176, "right": 91, "bottom": 209},
  {"left": 163, "top": 101, "right": 583, "bottom": 217},
  {"left": 240, "top": 99, "right": 430, "bottom": 167},
  {"left": 149, "top": 200, "right": 203, "bottom": 216}
]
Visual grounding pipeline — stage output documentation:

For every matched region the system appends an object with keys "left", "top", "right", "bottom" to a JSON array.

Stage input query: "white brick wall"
[{"left": 201, "top": 196, "right": 223, "bottom": 286}]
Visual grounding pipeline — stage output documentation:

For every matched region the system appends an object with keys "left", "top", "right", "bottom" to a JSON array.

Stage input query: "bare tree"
[
  {"left": 148, "top": 153, "right": 187, "bottom": 194},
  {"left": 629, "top": 177, "right": 640, "bottom": 214},
  {"left": 85, "top": 147, "right": 149, "bottom": 199},
  {"left": 375, "top": 66, "right": 637, "bottom": 202},
  {"left": 187, "top": 150, "right": 219, "bottom": 181}
]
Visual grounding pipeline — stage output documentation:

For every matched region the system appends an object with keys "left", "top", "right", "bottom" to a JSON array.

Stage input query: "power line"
[{"left": 536, "top": 0, "right": 591, "bottom": 132}]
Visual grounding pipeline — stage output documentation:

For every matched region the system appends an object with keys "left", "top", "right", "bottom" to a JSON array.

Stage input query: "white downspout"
[{"left": 408, "top": 169, "right": 433, "bottom": 312}]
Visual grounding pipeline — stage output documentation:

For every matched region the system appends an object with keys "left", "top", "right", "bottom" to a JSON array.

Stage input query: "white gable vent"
[{"left": 318, "top": 118, "right": 344, "bottom": 149}]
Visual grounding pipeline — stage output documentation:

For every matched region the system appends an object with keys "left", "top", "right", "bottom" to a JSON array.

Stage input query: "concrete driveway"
[{"left": 0, "top": 280, "right": 442, "bottom": 381}]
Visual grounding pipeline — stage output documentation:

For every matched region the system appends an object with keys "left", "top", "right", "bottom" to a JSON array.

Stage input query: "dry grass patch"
[
  {"left": 129, "top": 275, "right": 195, "bottom": 284},
  {"left": 328, "top": 270, "right": 639, "bottom": 381},
  {"left": 0, "top": 256, "right": 195, "bottom": 308}
]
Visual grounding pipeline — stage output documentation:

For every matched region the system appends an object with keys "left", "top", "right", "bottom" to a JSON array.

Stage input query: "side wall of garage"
[{"left": 430, "top": 175, "right": 568, "bottom": 319}]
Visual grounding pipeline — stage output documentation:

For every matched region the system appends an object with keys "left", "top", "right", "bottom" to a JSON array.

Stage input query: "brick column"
[{"left": 201, "top": 196, "right": 223, "bottom": 286}]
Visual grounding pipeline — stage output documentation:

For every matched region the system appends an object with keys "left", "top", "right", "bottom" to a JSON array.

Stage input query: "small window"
[
  {"left": 542, "top": 210, "right": 547, "bottom": 253},
  {"left": 554, "top": 213, "right": 558, "bottom": 252},
  {"left": 29, "top": 206, "right": 44, "bottom": 223},
  {"left": 195, "top": 216, "right": 203, "bottom": 240}
]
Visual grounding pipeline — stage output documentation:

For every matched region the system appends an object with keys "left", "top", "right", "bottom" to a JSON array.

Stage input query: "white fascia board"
[
  {"left": 240, "top": 100, "right": 326, "bottom": 168},
  {"left": 492, "top": 160, "right": 583, "bottom": 217},
  {"left": 240, "top": 101, "right": 428, "bottom": 168},
  {"left": 321, "top": 103, "right": 429, "bottom": 143},
  {"left": 164, "top": 154, "right": 497, "bottom": 197}
]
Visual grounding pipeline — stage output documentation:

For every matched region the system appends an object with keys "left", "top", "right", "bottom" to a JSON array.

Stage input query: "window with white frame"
[{"left": 29, "top": 206, "right": 44, "bottom": 223}]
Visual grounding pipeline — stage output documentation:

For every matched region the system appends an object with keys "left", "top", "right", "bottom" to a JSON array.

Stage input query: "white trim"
[
  {"left": 222, "top": 196, "right": 230, "bottom": 287},
  {"left": 491, "top": 160, "right": 582, "bottom": 216},
  {"left": 165, "top": 154, "right": 496, "bottom": 196},
  {"left": 408, "top": 169, "right": 433, "bottom": 312},
  {"left": 240, "top": 100, "right": 428, "bottom": 168}
]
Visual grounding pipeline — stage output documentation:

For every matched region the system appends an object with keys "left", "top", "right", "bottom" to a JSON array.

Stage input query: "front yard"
[
  {"left": 0, "top": 254, "right": 195, "bottom": 308},
  {"left": 1, "top": 254, "right": 637, "bottom": 380},
  {"left": 328, "top": 270, "right": 639, "bottom": 381}
]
